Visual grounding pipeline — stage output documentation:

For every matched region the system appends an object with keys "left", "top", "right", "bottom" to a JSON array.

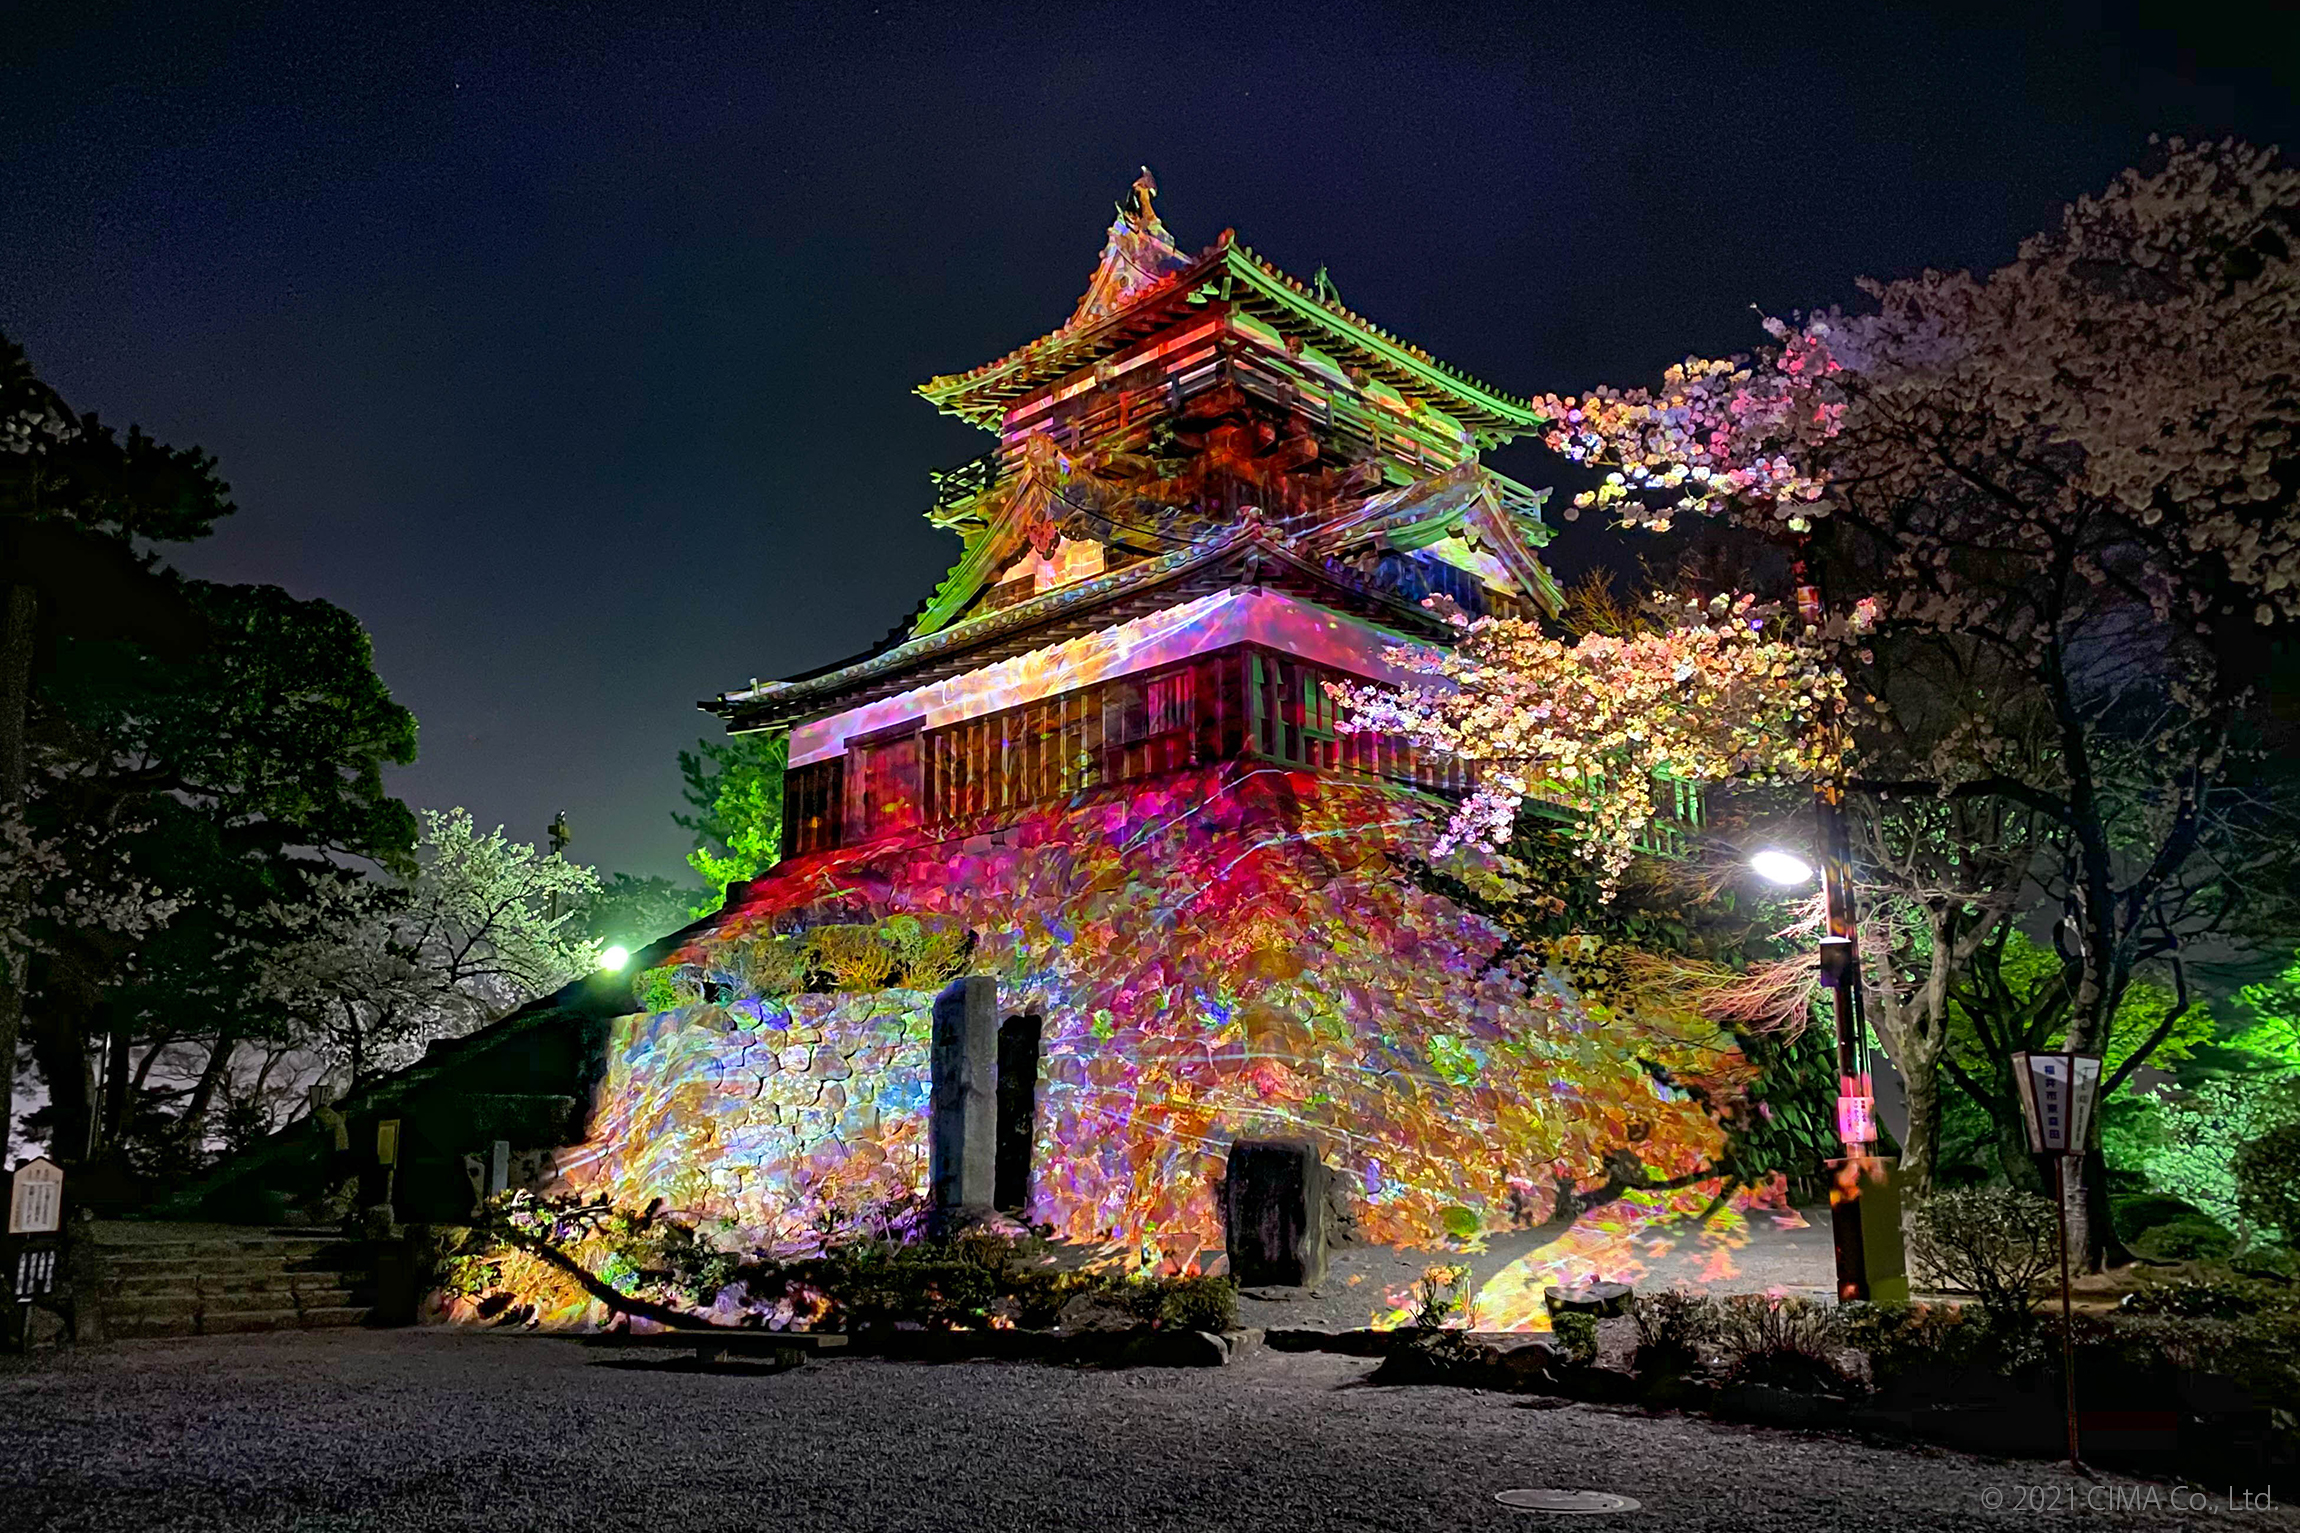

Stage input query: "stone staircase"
[{"left": 85, "top": 1224, "right": 376, "bottom": 1338}]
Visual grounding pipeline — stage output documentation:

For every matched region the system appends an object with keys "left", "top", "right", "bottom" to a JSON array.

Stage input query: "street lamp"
[
  {"left": 1748, "top": 848, "right": 1816, "bottom": 887},
  {"left": 1747, "top": 833, "right": 1903, "bottom": 1297},
  {"left": 1781, "top": 572, "right": 1909, "bottom": 1305}
]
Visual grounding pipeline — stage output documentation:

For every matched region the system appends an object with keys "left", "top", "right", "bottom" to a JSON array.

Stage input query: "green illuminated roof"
[{"left": 917, "top": 229, "right": 1548, "bottom": 441}]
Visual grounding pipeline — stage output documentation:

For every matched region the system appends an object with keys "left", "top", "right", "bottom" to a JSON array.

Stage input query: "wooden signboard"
[{"left": 8, "top": 1158, "right": 63, "bottom": 1235}]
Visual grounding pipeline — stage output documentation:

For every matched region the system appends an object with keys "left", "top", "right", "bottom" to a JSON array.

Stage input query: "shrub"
[
  {"left": 810, "top": 924, "right": 900, "bottom": 990},
  {"left": 1552, "top": 1311, "right": 1598, "bottom": 1366},
  {"left": 1630, "top": 1289, "right": 1723, "bottom": 1374},
  {"left": 2070, "top": 1308, "right": 2300, "bottom": 1422},
  {"left": 1715, "top": 1294, "right": 1855, "bottom": 1393},
  {"left": 1910, "top": 1187, "right": 2060, "bottom": 1317},
  {"left": 1409, "top": 1264, "right": 1471, "bottom": 1333},
  {"left": 2234, "top": 1122, "right": 2300, "bottom": 1246},
  {"left": 2147, "top": 1076, "right": 2300, "bottom": 1236},
  {"left": 1839, "top": 1300, "right": 2057, "bottom": 1390},
  {"left": 2113, "top": 1190, "right": 2207, "bottom": 1231},
  {"left": 1153, "top": 1275, "right": 1239, "bottom": 1333},
  {"left": 636, "top": 966, "right": 686, "bottom": 1013},
  {"left": 439, "top": 1199, "right": 1238, "bottom": 1338},
  {"left": 2120, "top": 1271, "right": 2299, "bottom": 1320},
  {"left": 882, "top": 915, "right": 972, "bottom": 990},
  {"left": 736, "top": 935, "right": 810, "bottom": 997},
  {"left": 1840, "top": 1301, "right": 1958, "bottom": 1379},
  {"left": 2131, "top": 1213, "right": 2238, "bottom": 1262}
]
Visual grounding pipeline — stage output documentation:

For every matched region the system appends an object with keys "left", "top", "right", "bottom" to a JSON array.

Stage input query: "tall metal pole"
[
  {"left": 1799, "top": 573, "right": 1877, "bottom": 1301},
  {"left": 2053, "top": 1156, "right": 2080, "bottom": 1471}
]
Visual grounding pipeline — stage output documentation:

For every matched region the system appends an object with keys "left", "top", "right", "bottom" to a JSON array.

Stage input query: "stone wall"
[{"left": 540, "top": 765, "right": 1737, "bottom": 1269}]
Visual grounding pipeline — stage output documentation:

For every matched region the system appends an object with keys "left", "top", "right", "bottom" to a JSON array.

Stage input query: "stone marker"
[
  {"left": 1222, "top": 1140, "right": 1328, "bottom": 1288},
  {"left": 929, "top": 975, "right": 998, "bottom": 1230},
  {"left": 1543, "top": 1281, "right": 1632, "bottom": 1317}
]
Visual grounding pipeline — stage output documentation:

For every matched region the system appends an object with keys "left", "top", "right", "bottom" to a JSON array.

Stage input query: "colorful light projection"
[
  {"left": 1368, "top": 1186, "right": 1807, "bottom": 1332},
  {"left": 545, "top": 764, "right": 1740, "bottom": 1287},
  {"left": 787, "top": 587, "right": 1431, "bottom": 767},
  {"left": 551, "top": 989, "right": 937, "bottom": 1253}
]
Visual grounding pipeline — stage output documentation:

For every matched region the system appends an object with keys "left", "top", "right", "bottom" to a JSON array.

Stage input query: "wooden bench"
[{"left": 582, "top": 1329, "right": 850, "bottom": 1371}]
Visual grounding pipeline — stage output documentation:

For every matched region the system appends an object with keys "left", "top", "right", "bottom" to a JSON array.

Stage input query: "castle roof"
[
  {"left": 705, "top": 522, "right": 1456, "bottom": 733},
  {"left": 705, "top": 176, "right": 1561, "bottom": 734},
  {"left": 916, "top": 176, "right": 1547, "bottom": 443}
]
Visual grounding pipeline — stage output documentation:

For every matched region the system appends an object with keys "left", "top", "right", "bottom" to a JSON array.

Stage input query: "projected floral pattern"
[{"left": 547, "top": 765, "right": 1739, "bottom": 1271}]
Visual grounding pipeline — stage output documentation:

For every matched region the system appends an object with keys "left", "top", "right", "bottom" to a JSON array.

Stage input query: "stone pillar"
[
  {"left": 1222, "top": 1139, "right": 1329, "bottom": 1288},
  {"left": 929, "top": 976, "right": 998, "bottom": 1230}
]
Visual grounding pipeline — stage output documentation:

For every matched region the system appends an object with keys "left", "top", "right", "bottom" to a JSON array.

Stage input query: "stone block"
[
  {"left": 1260, "top": 1326, "right": 1398, "bottom": 1356},
  {"left": 1221, "top": 1140, "right": 1329, "bottom": 1288},
  {"left": 1543, "top": 1281, "right": 1632, "bottom": 1318},
  {"left": 929, "top": 976, "right": 998, "bottom": 1227},
  {"left": 1116, "top": 1328, "right": 1230, "bottom": 1368},
  {"left": 1495, "top": 1336, "right": 1568, "bottom": 1388}
]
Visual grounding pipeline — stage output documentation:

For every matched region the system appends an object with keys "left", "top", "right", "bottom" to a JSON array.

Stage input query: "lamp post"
[
  {"left": 1793, "top": 567, "right": 1906, "bottom": 1301},
  {"left": 1748, "top": 829, "right": 1902, "bottom": 1303},
  {"left": 2011, "top": 1049, "right": 2104, "bottom": 1473}
]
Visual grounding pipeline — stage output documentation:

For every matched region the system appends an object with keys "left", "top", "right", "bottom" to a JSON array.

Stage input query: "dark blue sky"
[{"left": 4, "top": 1, "right": 2293, "bottom": 881}]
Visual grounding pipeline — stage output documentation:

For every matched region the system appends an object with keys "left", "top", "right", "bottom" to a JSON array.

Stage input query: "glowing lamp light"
[
  {"left": 1748, "top": 848, "right": 1816, "bottom": 887},
  {"left": 597, "top": 944, "right": 631, "bottom": 973}
]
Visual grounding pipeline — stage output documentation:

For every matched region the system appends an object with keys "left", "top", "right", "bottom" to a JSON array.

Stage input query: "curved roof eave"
[{"left": 916, "top": 240, "right": 1549, "bottom": 438}]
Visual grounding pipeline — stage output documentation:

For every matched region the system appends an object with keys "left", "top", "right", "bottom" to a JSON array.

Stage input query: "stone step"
[
  {"left": 207, "top": 1305, "right": 372, "bottom": 1334},
  {"left": 99, "top": 1270, "right": 372, "bottom": 1299},
  {"left": 88, "top": 1236, "right": 348, "bottom": 1257},
  {"left": 97, "top": 1254, "right": 363, "bottom": 1281},
  {"left": 102, "top": 1296, "right": 200, "bottom": 1328},
  {"left": 105, "top": 1303, "right": 374, "bottom": 1338},
  {"left": 154, "top": 1286, "right": 365, "bottom": 1315}
]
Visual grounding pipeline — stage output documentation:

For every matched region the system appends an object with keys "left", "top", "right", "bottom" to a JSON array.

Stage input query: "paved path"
[{"left": 3, "top": 1328, "right": 2290, "bottom": 1532}]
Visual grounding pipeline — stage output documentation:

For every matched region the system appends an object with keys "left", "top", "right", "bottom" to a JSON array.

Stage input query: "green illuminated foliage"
[
  {"left": 2232, "top": 950, "right": 2300, "bottom": 1071},
  {"left": 2144, "top": 1076, "right": 2300, "bottom": 1245},
  {"left": 676, "top": 733, "right": 786, "bottom": 915}
]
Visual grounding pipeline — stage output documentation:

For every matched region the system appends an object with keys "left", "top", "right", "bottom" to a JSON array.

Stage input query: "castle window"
[
  {"left": 782, "top": 757, "right": 846, "bottom": 858},
  {"left": 843, "top": 720, "right": 925, "bottom": 841}
]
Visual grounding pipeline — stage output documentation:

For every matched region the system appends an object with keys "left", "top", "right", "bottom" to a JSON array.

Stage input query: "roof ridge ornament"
[
  {"left": 1129, "top": 166, "right": 1157, "bottom": 222},
  {"left": 1061, "top": 165, "right": 1192, "bottom": 334}
]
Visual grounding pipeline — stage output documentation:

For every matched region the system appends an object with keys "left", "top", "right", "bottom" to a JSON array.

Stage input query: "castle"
[{"left": 200, "top": 178, "right": 1730, "bottom": 1298}]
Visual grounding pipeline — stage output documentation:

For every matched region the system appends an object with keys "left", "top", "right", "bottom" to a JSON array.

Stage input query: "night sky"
[{"left": 4, "top": 2, "right": 2294, "bottom": 883}]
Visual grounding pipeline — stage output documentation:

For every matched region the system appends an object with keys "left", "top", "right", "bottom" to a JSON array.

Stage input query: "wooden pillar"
[{"left": 930, "top": 976, "right": 998, "bottom": 1231}]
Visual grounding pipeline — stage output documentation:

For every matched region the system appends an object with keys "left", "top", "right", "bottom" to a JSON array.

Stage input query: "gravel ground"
[{"left": 2, "top": 1329, "right": 2292, "bottom": 1533}]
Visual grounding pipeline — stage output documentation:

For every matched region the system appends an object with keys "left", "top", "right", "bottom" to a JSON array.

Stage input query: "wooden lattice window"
[
  {"left": 782, "top": 757, "right": 845, "bottom": 859},
  {"left": 843, "top": 721, "right": 924, "bottom": 842}
]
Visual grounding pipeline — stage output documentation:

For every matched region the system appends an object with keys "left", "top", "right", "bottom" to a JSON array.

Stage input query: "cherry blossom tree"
[
  {"left": 253, "top": 810, "right": 599, "bottom": 1087},
  {"left": 1521, "top": 139, "right": 2300, "bottom": 1261},
  {"left": 1332, "top": 594, "right": 1843, "bottom": 888}
]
